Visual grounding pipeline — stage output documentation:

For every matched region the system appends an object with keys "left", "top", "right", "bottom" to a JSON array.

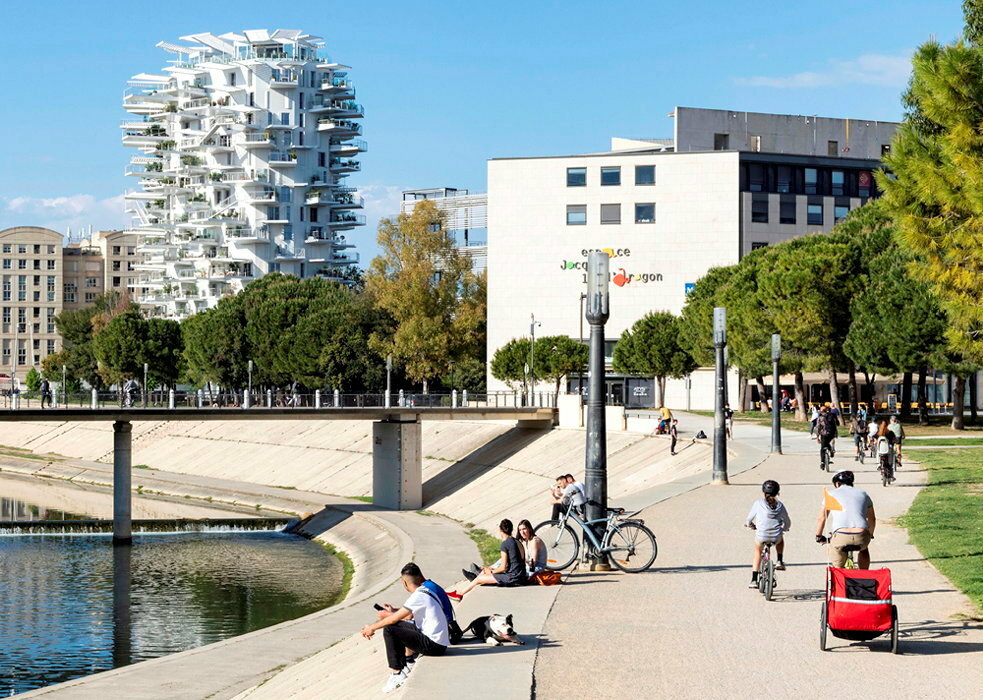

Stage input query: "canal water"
[{"left": 0, "top": 495, "right": 345, "bottom": 696}]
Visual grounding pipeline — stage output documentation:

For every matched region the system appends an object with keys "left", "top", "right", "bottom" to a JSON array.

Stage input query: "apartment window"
[
  {"left": 600, "top": 204, "right": 621, "bottom": 224},
  {"left": 127, "top": 262, "right": 135, "bottom": 271},
  {"left": 804, "top": 168, "right": 818, "bottom": 194},
  {"left": 600, "top": 167, "right": 621, "bottom": 186},
  {"left": 47, "top": 245, "right": 55, "bottom": 254},
  {"left": 17, "top": 276, "right": 26, "bottom": 301},
  {"left": 112, "top": 276, "right": 121, "bottom": 288},
  {"left": 751, "top": 242, "right": 768, "bottom": 250},
  {"left": 270, "top": 263, "right": 281, "bottom": 273},
  {"left": 567, "top": 167, "right": 587, "bottom": 187},
  {"left": 859, "top": 171, "right": 872, "bottom": 198},
  {"left": 1, "top": 245, "right": 8, "bottom": 253},
  {"left": 229, "top": 72, "right": 236, "bottom": 87},
  {"left": 714, "top": 133, "right": 729, "bottom": 150},
  {"left": 280, "top": 112, "right": 290, "bottom": 125},
  {"left": 1, "top": 307, "right": 8, "bottom": 323},
  {"left": 33, "top": 275, "right": 40, "bottom": 286},
  {"left": 2, "top": 260, "right": 8, "bottom": 269},
  {"left": 33, "top": 291, "right": 40, "bottom": 302},
  {"left": 248, "top": 92, "right": 255, "bottom": 107},
  {"left": 127, "top": 246, "right": 136, "bottom": 255},
  {"left": 84, "top": 292, "right": 96, "bottom": 303},
  {"left": 18, "top": 245, "right": 26, "bottom": 254},
  {"left": 748, "top": 164, "right": 766, "bottom": 192},
  {"left": 112, "top": 261, "right": 121, "bottom": 271},
  {"left": 17, "top": 346, "right": 25, "bottom": 366},
  {"left": 18, "top": 259, "right": 26, "bottom": 270},
  {"left": 831, "top": 170, "right": 845, "bottom": 196},
  {"left": 33, "top": 259, "right": 41, "bottom": 270},
  {"left": 566, "top": 204, "right": 587, "bottom": 225},
  {"left": 881, "top": 144, "right": 892, "bottom": 156},
  {"left": 318, "top": 152, "right": 326, "bottom": 167},
  {"left": 299, "top": 113, "right": 305, "bottom": 129},
  {"left": 84, "top": 277, "right": 98, "bottom": 288},
  {"left": 112, "top": 245, "right": 121, "bottom": 255},
  {"left": 4, "top": 279, "right": 11, "bottom": 301},
  {"left": 47, "top": 340, "right": 55, "bottom": 354},
  {"left": 776, "top": 166, "right": 792, "bottom": 193},
  {"left": 47, "top": 260, "right": 55, "bottom": 270},
  {"left": 749, "top": 135, "right": 761, "bottom": 152},
  {"left": 284, "top": 225, "right": 293, "bottom": 241},
  {"left": 299, "top": 92, "right": 305, "bottom": 109},
  {"left": 63, "top": 283, "right": 76, "bottom": 303},
  {"left": 807, "top": 203, "right": 823, "bottom": 226},
  {"left": 834, "top": 205, "right": 850, "bottom": 223},
  {"left": 780, "top": 197, "right": 796, "bottom": 224},
  {"left": 635, "top": 203, "right": 655, "bottom": 223},
  {"left": 33, "top": 245, "right": 40, "bottom": 254},
  {"left": 635, "top": 165, "right": 656, "bottom": 185},
  {"left": 751, "top": 196, "right": 769, "bottom": 223},
  {"left": 828, "top": 140, "right": 839, "bottom": 156}
]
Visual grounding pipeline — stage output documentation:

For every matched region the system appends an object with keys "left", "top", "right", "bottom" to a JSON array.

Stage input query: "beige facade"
[{"left": 0, "top": 227, "right": 63, "bottom": 386}]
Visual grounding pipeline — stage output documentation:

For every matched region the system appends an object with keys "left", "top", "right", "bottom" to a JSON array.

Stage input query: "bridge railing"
[{"left": 1, "top": 389, "right": 557, "bottom": 411}]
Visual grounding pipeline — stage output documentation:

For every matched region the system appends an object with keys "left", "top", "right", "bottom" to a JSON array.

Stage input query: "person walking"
[
  {"left": 670, "top": 418, "right": 679, "bottom": 455},
  {"left": 39, "top": 378, "right": 52, "bottom": 409},
  {"left": 724, "top": 403, "right": 734, "bottom": 439},
  {"left": 809, "top": 405, "right": 820, "bottom": 439}
]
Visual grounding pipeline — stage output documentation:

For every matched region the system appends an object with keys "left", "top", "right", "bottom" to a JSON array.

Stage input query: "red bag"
[{"left": 531, "top": 569, "right": 562, "bottom": 586}]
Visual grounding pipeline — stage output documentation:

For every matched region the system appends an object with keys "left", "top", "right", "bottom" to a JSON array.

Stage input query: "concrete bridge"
[{"left": 1, "top": 403, "right": 555, "bottom": 544}]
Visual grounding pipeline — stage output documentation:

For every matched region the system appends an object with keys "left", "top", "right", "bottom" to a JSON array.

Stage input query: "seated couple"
[{"left": 447, "top": 518, "right": 546, "bottom": 601}]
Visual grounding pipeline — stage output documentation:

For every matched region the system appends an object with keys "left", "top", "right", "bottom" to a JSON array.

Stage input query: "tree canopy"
[{"left": 613, "top": 311, "right": 696, "bottom": 407}]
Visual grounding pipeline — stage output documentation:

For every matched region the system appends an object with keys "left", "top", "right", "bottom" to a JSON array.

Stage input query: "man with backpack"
[
  {"left": 39, "top": 378, "right": 52, "bottom": 409},
  {"left": 816, "top": 405, "right": 839, "bottom": 466},
  {"left": 850, "top": 412, "right": 868, "bottom": 462}
]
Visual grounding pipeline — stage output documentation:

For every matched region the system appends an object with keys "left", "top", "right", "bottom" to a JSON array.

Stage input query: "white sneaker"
[
  {"left": 382, "top": 670, "right": 407, "bottom": 693},
  {"left": 404, "top": 658, "right": 416, "bottom": 675}
]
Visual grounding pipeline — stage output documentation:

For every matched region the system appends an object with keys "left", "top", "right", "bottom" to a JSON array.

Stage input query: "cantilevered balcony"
[
  {"left": 329, "top": 158, "right": 360, "bottom": 173},
  {"left": 329, "top": 212, "right": 366, "bottom": 229},
  {"left": 269, "top": 151, "right": 298, "bottom": 167},
  {"left": 224, "top": 227, "right": 270, "bottom": 243},
  {"left": 317, "top": 118, "right": 362, "bottom": 135},
  {"left": 240, "top": 133, "right": 275, "bottom": 148},
  {"left": 329, "top": 139, "right": 368, "bottom": 156}
]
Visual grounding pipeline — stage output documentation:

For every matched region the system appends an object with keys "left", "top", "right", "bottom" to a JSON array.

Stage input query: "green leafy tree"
[
  {"left": 534, "top": 335, "right": 589, "bottom": 399},
  {"left": 25, "top": 367, "right": 42, "bottom": 393},
  {"left": 144, "top": 318, "right": 184, "bottom": 389},
  {"left": 678, "top": 266, "right": 736, "bottom": 368},
  {"left": 490, "top": 338, "right": 532, "bottom": 391},
  {"left": 93, "top": 311, "right": 148, "bottom": 385},
  {"left": 613, "top": 312, "right": 696, "bottom": 408},
  {"left": 181, "top": 295, "right": 250, "bottom": 389},
  {"left": 365, "top": 200, "right": 485, "bottom": 392}
]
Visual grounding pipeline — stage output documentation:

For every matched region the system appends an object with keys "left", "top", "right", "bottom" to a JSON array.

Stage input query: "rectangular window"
[
  {"left": 828, "top": 140, "right": 839, "bottom": 156},
  {"left": 808, "top": 203, "right": 823, "bottom": 226},
  {"left": 112, "top": 261, "right": 121, "bottom": 271},
  {"left": 1, "top": 307, "right": 8, "bottom": 323},
  {"left": 47, "top": 340, "right": 55, "bottom": 354},
  {"left": 600, "top": 167, "right": 621, "bottom": 186},
  {"left": 2, "top": 260, "right": 8, "bottom": 269},
  {"left": 63, "top": 284, "right": 76, "bottom": 303},
  {"left": 776, "top": 166, "right": 792, "bottom": 194},
  {"left": 566, "top": 167, "right": 586, "bottom": 187},
  {"left": 47, "top": 245, "right": 55, "bottom": 254},
  {"left": 748, "top": 164, "right": 766, "bottom": 192},
  {"left": 127, "top": 246, "right": 136, "bottom": 255},
  {"left": 780, "top": 197, "right": 796, "bottom": 224},
  {"left": 18, "top": 259, "right": 26, "bottom": 270},
  {"left": 280, "top": 112, "right": 290, "bottom": 125},
  {"left": 804, "top": 168, "right": 818, "bottom": 195},
  {"left": 635, "top": 203, "right": 655, "bottom": 223},
  {"left": 714, "top": 133, "right": 729, "bottom": 150},
  {"left": 84, "top": 292, "right": 96, "bottom": 302},
  {"left": 600, "top": 204, "right": 621, "bottom": 224},
  {"left": 859, "top": 171, "right": 872, "bottom": 198},
  {"left": 112, "top": 276, "right": 121, "bottom": 288},
  {"left": 299, "top": 92, "right": 305, "bottom": 109},
  {"left": 749, "top": 135, "right": 761, "bottom": 152},
  {"left": 112, "top": 246, "right": 121, "bottom": 255},
  {"left": 635, "top": 165, "right": 656, "bottom": 186},
  {"left": 881, "top": 144, "right": 891, "bottom": 156},
  {"left": 18, "top": 245, "right": 26, "bottom": 254},
  {"left": 317, "top": 152, "right": 326, "bottom": 167},
  {"left": 566, "top": 204, "right": 587, "bottom": 225},
  {"left": 751, "top": 197, "right": 769, "bottom": 223},
  {"left": 1, "top": 245, "right": 9, "bottom": 253},
  {"left": 834, "top": 205, "right": 850, "bottom": 223},
  {"left": 33, "top": 245, "right": 40, "bottom": 254},
  {"left": 85, "top": 277, "right": 98, "bottom": 288},
  {"left": 831, "top": 170, "right": 845, "bottom": 196},
  {"left": 47, "top": 260, "right": 55, "bottom": 270},
  {"left": 751, "top": 242, "right": 768, "bottom": 250},
  {"left": 229, "top": 72, "right": 236, "bottom": 87}
]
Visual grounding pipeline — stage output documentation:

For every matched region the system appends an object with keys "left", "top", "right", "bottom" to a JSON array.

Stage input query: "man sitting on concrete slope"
[{"left": 361, "top": 562, "right": 450, "bottom": 693}]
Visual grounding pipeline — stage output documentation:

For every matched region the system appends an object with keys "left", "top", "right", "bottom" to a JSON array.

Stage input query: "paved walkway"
[{"left": 534, "top": 436, "right": 983, "bottom": 698}]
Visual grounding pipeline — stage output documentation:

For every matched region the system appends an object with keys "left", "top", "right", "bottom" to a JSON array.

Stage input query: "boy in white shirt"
[{"left": 745, "top": 480, "right": 792, "bottom": 588}]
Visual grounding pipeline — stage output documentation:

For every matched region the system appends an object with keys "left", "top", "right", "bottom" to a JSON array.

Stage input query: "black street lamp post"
[
  {"left": 585, "top": 252, "right": 610, "bottom": 567},
  {"left": 712, "top": 307, "right": 729, "bottom": 484},
  {"left": 771, "top": 334, "right": 782, "bottom": 454}
]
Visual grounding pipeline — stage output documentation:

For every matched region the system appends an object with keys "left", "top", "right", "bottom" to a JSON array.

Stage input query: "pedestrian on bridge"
[{"left": 39, "top": 379, "right": 52, "bottom": 409}]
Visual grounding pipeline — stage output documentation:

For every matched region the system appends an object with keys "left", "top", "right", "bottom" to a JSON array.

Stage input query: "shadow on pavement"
[{"left": 448, "top": 633, "right": 558, "bottom": 655}]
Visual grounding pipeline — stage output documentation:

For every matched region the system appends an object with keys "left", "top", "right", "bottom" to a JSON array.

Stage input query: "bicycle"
[
  {"left": 757, "top": 540, "right": 779, "bottom": 600},
  {"left": 535, "top": 501, "right": 658, "bottom": 573},
  {"left": 878, "top": 449, "right": 895, "bottom": 487},
  {"left": 820, "top": 441, "right": 832, "bottom": 472}
]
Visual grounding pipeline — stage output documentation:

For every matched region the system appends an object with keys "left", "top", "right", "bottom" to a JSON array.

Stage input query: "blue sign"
[{"left": 684, "top": 283, "right": 696, "bottom": 295}]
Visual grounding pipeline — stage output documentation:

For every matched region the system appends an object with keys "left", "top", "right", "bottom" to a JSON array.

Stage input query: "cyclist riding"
[
  {"left": 815, "top": 471, "right": 876, "bottom": 569},
  {"left": 745, "top": 480, "right": 791, "bottom": 588},
  {"left": 850, "top": 413, "right": 868, "bottom": 462},
  {"left": 816, "top": 405, "right": 838, "bottom": 468}
]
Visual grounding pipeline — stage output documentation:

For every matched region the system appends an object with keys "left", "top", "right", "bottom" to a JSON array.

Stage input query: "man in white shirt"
[
  {"left": 361, "top": 562, "right": 449, "bottom": 693},
  {"left": 563, "top": 474, "right": 586, "bottom": 517}
]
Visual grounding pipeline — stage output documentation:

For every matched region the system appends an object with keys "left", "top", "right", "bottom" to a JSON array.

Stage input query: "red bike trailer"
[{"left": 820, "top": 566, "right": 899, "bottom": 653}]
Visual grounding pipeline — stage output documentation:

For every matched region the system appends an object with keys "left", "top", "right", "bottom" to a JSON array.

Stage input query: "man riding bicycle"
[
  {"left": 815, "top": 470, "right": 876, "bottom": 569},
  {"left": 816, "top": 405, "right": 838, "bottom": 467},
  {"left": 850, "top": 412, "right": 868, "bottom": 462}
]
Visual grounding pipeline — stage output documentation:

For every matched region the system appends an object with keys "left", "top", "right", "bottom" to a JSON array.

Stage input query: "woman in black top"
[{"left": 447, "top": 519, "right": 527, "bottom": 600}]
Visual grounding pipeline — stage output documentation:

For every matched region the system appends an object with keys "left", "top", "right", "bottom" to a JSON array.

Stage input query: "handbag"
[{"left": 530, "top": 569, "right": 563, "bottom": 586}]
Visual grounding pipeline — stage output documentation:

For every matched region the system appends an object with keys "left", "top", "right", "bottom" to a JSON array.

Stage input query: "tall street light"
[
  {"left": 585, "top": 252, "right": 610, "bottom": 567},
  {"left": 62, "top": 364, "right": 67, "bottom": 407},
  {"left": 142, "top": 362, "right": 148, "bottom": 408},
  {"left": 247, "top": 360, "right": 254, "bottom": 408},
  {"left": 385, "top": 355, "right": 392, "bottom": 408},
  {"left": 771, "top": 334, "right": 782, "bottom": 455},
  {"left": 712, "top": 307, "right": 729, "bottom": 484},
  {"left": 449, "top": 361, "right": 456, "bottom": 392},
  {"left": 529, "top": 313, "right": 541, "bottom": 402}
]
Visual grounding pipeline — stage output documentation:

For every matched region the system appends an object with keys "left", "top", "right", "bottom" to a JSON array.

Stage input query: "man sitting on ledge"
[{"left": 361, "top": 562, "right": 449, "bottom": 693}]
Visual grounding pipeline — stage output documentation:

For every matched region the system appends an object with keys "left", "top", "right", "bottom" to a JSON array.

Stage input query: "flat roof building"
[
  {"left": 486, "top": 107, "right": 899, "bottom": 408},
  {"left": 401, "top": 188, "right": 487, "bottom": 272}
]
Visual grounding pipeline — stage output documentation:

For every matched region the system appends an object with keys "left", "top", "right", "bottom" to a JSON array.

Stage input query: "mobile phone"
[{"left": 373, "top": 603, "right": 384, "bottom": 611}]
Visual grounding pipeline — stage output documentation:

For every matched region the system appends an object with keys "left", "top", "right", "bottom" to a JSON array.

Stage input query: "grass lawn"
[
  {"left": 688, "top": 409, "right": 813, "bottom": 432},
  {"left": 898, "top": 447, "right": 983, "bottom": 614},
  {"left": 686, "top": 410, "right": 983, "bottom": 436},
  {"left": 905, "top": 437, "right": 983, "bottom": 446}
]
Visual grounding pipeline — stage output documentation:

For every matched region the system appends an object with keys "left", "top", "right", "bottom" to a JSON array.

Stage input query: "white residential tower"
[{"left": 122, "top": 29, "right": 365, "bottom": 318}]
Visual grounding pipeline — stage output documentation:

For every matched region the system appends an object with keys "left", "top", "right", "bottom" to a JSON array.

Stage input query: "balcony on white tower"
[
  {"left": 329, "top": 212, "right": 366, "bottom": 230},
  {"left": 269, "top": 151, "right": 298, "bottom": 167},
  {"left": 329, "top": 139, "right": 368, "bottom": 157},
  {"left": 317, "top": 117, "right": 362, "bottom": 135},
  {"left": 240, "top": 133, "right": 275, "bottom": 149},
  {"left": 329, "top": 158, "right": 360, "bottom": 173}
]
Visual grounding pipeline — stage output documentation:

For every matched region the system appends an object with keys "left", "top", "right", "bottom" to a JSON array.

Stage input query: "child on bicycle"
[{"left": 745, "top": 480, "right": 791, "bottom": 588}]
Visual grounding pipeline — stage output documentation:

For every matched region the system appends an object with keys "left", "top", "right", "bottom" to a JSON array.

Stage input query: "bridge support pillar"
[
  {"left": 372, "top": 419, "right": 422, "bottom": 510},
  {"left": 113, "top": 420, "right": 132, "bottom": 545}
]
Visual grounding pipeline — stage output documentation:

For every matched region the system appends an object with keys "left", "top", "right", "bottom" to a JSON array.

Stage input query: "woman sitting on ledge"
[{"left": 447, "top": 519, "right": 526, "bottom": 600}]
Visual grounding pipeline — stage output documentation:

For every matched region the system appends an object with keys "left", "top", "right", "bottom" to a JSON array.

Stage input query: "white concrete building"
[
  {"left": 401, "top": 188, "right": 487, "bottom": 272},
  {"left": 122, "top": 29, "right": 364, "bottom": 319},
  {"left": 487, "top": 107, "right": 898, "bottom": 408}
]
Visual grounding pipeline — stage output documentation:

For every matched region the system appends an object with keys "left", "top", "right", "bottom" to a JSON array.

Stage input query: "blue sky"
[{"left": 0, "top": 0, "right": 962, "bottom": 259}]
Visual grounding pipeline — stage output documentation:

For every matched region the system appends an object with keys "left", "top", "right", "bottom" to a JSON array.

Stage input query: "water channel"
[{"left": 0, "top": 493, "right": 345, "bottom": 696}]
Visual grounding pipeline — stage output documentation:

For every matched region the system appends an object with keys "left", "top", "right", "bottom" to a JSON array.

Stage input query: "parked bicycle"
[{"left": 535, "top": 501, "right": 658, "bottom": 573}]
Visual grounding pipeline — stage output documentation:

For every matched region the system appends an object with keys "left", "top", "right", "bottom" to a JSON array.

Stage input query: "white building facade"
[
  {"left": 122, "top": 29, "right": 364, "bottom": 319},
  {"left": 487, "top": 107, "right": 898, "bottom": 408},
  {"left": 401, "top": 188, "right": 487, "bottom": 273}
]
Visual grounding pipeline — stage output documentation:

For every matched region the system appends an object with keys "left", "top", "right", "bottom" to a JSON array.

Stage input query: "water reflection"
[
  {"left": 0, "top": 530, "right": 343, "bottom": 695},
  {"left": 0, "top": 495, "right": 89, "bottom": 521}
]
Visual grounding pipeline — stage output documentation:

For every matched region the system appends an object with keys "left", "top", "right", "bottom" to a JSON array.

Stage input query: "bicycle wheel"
[
  {"left": 820, "top": 602, "right": 828, "bottom": 651},
  {"left": 822, "top": 448, "right": 830, "bottom": 472},
  {"left": 890, "top": 605, "right": 899, "bottom": 654},
  {"left": 859, "top": 448, "right": 864, "bottom": 464},
  {"left": 533, "top": 520, "right": 579, "bottom": 571},
  {"left": 605, "top": 521, "right": 658, "bottom": 573},
  {"left": 763, "top": 558, "right": 775, "bottom": 601}
]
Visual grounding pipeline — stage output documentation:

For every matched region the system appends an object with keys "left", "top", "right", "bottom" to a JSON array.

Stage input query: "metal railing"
[{"left": 1, "top": 390, "right": 557, "bottom": 411}]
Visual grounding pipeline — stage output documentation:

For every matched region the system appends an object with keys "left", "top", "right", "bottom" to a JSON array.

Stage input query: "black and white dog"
[{"left": 462, "top": 614, "right": 523, "bottom": 646}]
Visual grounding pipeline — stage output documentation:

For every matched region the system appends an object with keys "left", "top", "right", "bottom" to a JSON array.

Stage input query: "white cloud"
[
  {"left": 0, "top": 193, "right": 128, "bottom": 236},
  {"left": 736, "top": 52, "right": 912, "bottom": 89}
]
